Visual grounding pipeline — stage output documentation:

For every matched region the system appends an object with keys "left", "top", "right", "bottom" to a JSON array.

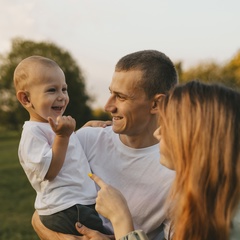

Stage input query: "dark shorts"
[{"left": 39, "top": 204, "right": 107, "bottom": 235}]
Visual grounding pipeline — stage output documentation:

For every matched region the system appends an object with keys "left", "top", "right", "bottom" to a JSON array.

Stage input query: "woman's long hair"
[{"left": 158, "top": 81, "right": 240, "bottom": 240}]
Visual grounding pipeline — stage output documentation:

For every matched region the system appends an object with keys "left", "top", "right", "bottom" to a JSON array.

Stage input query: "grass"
[{"left": 0, "top": 130, "right": 39, "bottom": 240}]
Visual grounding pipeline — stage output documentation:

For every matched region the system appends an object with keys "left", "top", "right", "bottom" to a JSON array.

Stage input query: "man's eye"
[{"left": 116, "top": 94, "right": 124, "bottom": 100}]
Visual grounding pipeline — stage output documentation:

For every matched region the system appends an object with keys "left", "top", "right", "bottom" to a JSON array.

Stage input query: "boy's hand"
[{"left": 48, "top": 116, "right": 76, "bottom": 137}]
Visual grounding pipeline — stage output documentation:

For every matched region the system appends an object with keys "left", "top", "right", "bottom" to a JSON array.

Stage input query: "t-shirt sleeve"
[{"left": 19, "top": 125, "right": 52, "bottom": 182}]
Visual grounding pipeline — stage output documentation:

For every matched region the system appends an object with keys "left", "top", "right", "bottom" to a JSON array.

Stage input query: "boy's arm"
[{"left": 45, "top": 116, "right": 76, "bottom": 181}]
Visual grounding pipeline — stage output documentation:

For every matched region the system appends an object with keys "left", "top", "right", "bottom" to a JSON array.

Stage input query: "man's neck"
[{"left": 119, "top": 134, "right": 159, "bottom": 149}]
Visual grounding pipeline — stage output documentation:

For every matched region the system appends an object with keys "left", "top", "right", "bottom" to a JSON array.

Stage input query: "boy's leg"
[
  {"left": 32, "top": 211, "right": 81, "bottom": 240},
  {"left": 75, "top": 204, "right": 108, "bottom": 234},
  {"left": 39, "top": 204, "right": 107, "bottom": 235}
]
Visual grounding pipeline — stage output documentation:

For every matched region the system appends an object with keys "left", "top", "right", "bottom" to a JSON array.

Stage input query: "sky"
[{"left": 1, "top": 0, "right": 240, "bottom": 108}]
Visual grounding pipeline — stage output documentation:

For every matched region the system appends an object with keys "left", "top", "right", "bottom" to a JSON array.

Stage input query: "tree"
[
  {"left": 179, "top": 52, "right": 240, "bottom": 91},
  {"left": 180, "top": 61, "right": 223, "bottom": 84},
  {"left": 221, "top": 50, "right": 240, "bottom": 89},
  {"left": 92, "top": 108, "right": 111, "bottom": 121},
  {"left": 0, "top": 38, "right": 93, "bottom": 130}
]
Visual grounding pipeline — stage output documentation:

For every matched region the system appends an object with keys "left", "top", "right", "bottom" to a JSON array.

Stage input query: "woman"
[
  {"left": 153, "top": 80, "right": 240, "bottom": 240},
  {"left": 77, "top": 80, "right": 240, "bottom": 240}
]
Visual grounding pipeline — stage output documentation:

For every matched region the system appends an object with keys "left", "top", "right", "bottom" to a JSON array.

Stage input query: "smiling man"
[{"left": 75, "top": 50, "right": 178, "bottom": 240}]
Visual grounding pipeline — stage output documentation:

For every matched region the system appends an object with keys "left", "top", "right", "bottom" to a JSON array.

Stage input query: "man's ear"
[
  {"left": 150, "top": 94, "right": 165, "bottom": 114},
  {"left": 16, "top": 91, "right": 31, "bottom": 107}
]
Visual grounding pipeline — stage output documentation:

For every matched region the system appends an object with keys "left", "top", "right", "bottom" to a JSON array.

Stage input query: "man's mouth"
[{"left": 112, "top": 116, "right": 123, "bottom": 120}]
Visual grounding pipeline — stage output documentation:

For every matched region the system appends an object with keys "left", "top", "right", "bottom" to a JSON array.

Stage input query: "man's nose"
[{"left": 104, "top": 96, "right": 116, "bottom": 113}]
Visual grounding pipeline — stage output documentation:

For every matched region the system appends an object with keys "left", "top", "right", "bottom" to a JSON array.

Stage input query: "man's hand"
[
  {"left": 75, "top": 222, "right": 115, "bottom": 240},
  {"left": 82, "top": 120, "right": 112, "bottom": 128}
]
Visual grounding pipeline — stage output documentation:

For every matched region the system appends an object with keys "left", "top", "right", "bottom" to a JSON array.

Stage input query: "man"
[{"left": 32, "top": 50, "right": 178, "bottom": 240}]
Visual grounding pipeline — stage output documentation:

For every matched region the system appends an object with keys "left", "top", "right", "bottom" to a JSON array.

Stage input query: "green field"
[{"left": 0, "top": 130, "right": 39, "bottom": 240}]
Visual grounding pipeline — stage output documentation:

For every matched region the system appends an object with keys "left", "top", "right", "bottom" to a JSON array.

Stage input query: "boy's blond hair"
[{"left": 13, "top": 56, "right": 59, "bottom": 92}]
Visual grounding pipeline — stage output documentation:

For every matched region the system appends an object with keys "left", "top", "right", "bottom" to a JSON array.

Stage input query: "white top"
[
  {"left": 230, "top": 204, "right": 240, "bottom": 240},
  {"left": 18, "top": 121, "right": 97, "bottom": 215},
  {"left": 76, "top": 126, "right": 175, "bottom": 240}
]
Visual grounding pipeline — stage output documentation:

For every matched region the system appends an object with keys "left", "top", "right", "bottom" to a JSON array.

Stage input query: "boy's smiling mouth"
[{"left": 52, "top": 106, "right": 64, "bottom": 111}]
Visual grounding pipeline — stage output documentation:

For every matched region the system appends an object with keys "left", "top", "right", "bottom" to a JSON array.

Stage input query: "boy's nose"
[{"left": 57, "top": 92, "right": 66, "bottom": 100}]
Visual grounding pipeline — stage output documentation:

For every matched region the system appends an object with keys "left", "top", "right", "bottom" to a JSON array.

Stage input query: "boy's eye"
[
  {"left": 48, "top": 88, "right": 56, "bottom": 92},
  {"left": 62, "top": 87, "right": 68, "bottom": 92}
]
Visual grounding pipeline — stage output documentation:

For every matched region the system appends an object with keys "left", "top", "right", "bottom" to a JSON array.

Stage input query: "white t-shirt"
[
  {"left": 76, "top": 126, "right": 175, "bottom": 240},
  {"left": 18, "top": 121, "right": 97, "bottom": 215},
  {"left": 230, "top": 204, "right": 240, "bottom": 240}
]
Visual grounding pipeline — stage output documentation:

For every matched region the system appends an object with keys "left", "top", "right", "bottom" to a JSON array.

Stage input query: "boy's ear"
[
  {"left": 16, "top": 91, "right": 31, "bottom": 107},
  {"left": 150, "top": 94, "right": 165, "bottom": 114}
]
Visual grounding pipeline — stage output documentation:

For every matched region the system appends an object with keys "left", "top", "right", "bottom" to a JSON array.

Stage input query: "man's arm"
[{"left": 82, "top": 120, "right": 112, "bottom": 128}]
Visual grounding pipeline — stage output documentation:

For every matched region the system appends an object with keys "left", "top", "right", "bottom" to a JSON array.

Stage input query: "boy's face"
[{"left": 27, "top": 65, "right": 69, "bottom": 122}]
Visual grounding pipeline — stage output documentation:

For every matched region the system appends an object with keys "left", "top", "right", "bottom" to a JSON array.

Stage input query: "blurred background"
[{"left": 0, "top": 0, "right": 239, "bottom": 239}]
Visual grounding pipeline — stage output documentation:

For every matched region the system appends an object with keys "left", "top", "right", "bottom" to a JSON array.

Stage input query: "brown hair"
[
  {"left": 115, "top": 50, "right": 178, "bottom": 98},
  {"left": 158, "top": 80, "right": 240, "bottom": 240}
]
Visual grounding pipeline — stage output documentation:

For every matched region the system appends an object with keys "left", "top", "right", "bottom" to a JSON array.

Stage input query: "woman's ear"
[
  {"left": 16, "top": 91, "right": 31, "bottom": 107},
  {"left": 150, "top": 94, "right": 165, "bottom": 114}
]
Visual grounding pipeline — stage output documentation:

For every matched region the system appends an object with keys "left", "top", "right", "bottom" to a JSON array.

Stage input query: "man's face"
[{"left": 104, "top": 70, "right": 154, "bottom": 136}]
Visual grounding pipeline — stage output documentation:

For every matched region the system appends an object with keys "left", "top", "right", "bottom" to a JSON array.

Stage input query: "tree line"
[
  {"left": 0, "top": 38, "right": 110, "bottom": 130},
  {"left": 0, "top": 38, "right": 239, "bottom": 130},
  {"left": 177, "top": 51, "right": 240, "bottom": 89}
]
